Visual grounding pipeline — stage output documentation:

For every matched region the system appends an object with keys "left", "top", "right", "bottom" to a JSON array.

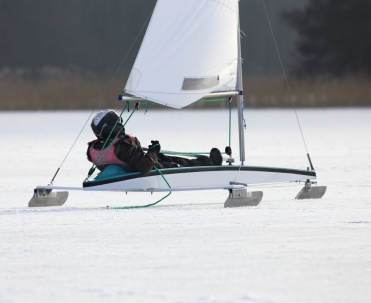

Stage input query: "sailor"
[{"left": 87, "top": 109, "right": 223, "bottom": 174}]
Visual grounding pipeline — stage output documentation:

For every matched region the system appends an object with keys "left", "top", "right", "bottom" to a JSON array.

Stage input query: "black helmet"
[{"left": 91, "top": 110, "right": 124, "bottom": 139}]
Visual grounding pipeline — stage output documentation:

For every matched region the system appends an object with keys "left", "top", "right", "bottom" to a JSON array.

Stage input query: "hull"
[{"left": 82, "top": 165, "right": 316, "bottom": 192}]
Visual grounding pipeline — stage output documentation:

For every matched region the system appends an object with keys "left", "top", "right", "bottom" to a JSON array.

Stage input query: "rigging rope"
[
  {"left": 228, "top": 99, "right": 232, "bottom": 147},
  {"left": 87, "top": 97, "right": 233, "bottom": 209},
  {"left": 49, "top": 113, "right": 94, "bottom": 185},
  {"left": 262, "top": 0, "right": 314, "bottom": 170},
  {"left": 48, "top": 13, "right": 152, "bottom": 184},
  {"left": 86, "top": 101, "right": 137, "bottom": 180},
  {"left": 106, "top": 13, "right": 152, "bottom": 97},
  {"left": 106, "top": 166, "right": 172, "bottom": 209},
  {"left": 136, "top": 97, "right": 233, "bottom": 157}
]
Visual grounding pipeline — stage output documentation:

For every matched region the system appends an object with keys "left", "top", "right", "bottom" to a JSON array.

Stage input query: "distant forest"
[
  {"left": 1, "top": 0, "right": 370, "bottom": 109},
  {"left": 284, "top": 0, "right": 371, "bottom": 77},
  {"left": 0, "top": 0, "right": 156, "bottom": 77},
  {"left": 0, "top": 0, "right": 308, "bottom": 78}
]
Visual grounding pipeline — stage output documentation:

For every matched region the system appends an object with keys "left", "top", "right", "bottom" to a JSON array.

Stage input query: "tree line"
[
  {"left": 0, "top": 0, "right": 308, "bottom": 78},
  {"left": 284, "top": 0, "right": 371, "bottom": 77},
  {"left": 1, "top": 0, "right": 370, "bottom": 78},
  {"left": 0, "top": 0, "right": 156, "bottom": 77}
]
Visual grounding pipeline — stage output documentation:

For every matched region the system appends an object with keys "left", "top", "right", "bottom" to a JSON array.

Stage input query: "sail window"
[{"left": 182, "top": 76, "right": 219, "bottom": 91}]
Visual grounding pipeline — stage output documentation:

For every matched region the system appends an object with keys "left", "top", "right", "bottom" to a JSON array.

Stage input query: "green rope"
[
  {"left": 106, "top": 192, "right": 171, "bottom": 210},
  {"left": 228, "top": 100, "right": 232, "bottom": 147},
  {"left": 160, "top": 150, "right": 210, "bottom": 156},
  {"left": 92, "top": 96, "right": 232, "bottom": 209},
  {"left": 144, "top": 102, "right": 153, "bottom": 114},
  {"left": 92, "top": 107, "right": 127, "bottom": 164},
  {"left": 157, "top": 150, "right": 227, "bottom": 157},
  {"left": 196, "top": 98, "right": 229, "bottom": 103},
  {"left": 106, "top": 166, "right": 172, "bottom": 209},
  {"left": 86, "top": 101, "right": 136, "bottom": 180},
  {"left": 138, "top": 98, "right": 229, "bottom": 108}
]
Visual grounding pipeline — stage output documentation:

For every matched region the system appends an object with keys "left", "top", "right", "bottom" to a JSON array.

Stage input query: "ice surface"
[{"left": 1, "top": 109, "right": 371, "bottom": 303}]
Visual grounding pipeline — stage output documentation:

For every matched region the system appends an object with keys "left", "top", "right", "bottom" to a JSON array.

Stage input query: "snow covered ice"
[{"left": 1, "top": 109, "right": 371, "bottom": 303}]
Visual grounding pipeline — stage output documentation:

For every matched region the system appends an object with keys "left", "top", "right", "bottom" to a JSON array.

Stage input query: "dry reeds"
[
  {"left": 0, "top": 79, "right": 126, "bottom": 110},
  {"left": 245, "top": 76, "right": 371, "bottom": 107},
  {"left": 1, "top": 73, "right": 370, "bottom": 110}
]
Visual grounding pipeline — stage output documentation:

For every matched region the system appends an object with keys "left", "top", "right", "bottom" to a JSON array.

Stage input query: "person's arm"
[
  {"left": 86, "top": 140, "right": 95, "bottom": 162},
  {"left": 115, "top": 137, "right": 160, "bottom": 174}
]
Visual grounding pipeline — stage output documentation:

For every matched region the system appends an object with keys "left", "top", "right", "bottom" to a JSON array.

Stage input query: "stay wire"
[
  {"left": 50, "top": 116, "right": 93, "bottom": 185},
  {"left": 262, "top": 0, "right": 313, "bottom": 169},
  {"left": 105, "top": 13, "right": 152, "bottom": 97},
  {"left": 49, "top": 13, "right": 152, "bottom": 184}
]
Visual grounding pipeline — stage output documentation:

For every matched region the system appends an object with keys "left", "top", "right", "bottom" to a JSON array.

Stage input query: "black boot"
[{"left": 210, "top": 148, "right": 223, "bottom": 165}]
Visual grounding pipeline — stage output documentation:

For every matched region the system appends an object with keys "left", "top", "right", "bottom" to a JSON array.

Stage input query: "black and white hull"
[{"left": 82, "top": 164, "right": 316, "bottom": 192}]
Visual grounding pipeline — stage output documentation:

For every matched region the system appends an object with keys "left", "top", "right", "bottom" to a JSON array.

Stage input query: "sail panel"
[{"left": 124, "top": 0, "right": 239, "bottom": 108}]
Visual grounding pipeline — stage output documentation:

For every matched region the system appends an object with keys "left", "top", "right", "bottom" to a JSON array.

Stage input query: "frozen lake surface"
[{"left": 1, "top": 108, "right": 371, "bottom": 303}]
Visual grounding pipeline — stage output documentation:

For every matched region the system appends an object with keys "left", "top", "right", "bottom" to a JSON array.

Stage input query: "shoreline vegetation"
[{"left": 1, "top": 69, "right": 370, "bottom": 110}]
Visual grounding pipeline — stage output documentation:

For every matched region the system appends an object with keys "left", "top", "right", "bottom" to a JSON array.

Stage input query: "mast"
[{"left": 236, "top": 0, "right": 245, "bottom": 165}]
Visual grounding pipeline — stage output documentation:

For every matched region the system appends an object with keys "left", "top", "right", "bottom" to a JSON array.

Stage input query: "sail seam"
[{"left": 209, "top": 0, "right": 237, "bottom": 13}]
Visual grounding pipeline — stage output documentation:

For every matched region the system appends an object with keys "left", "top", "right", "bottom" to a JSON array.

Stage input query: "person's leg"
[
  {"left": 209, "top": 148, "right": 223, "bottom": 165},
  {"left": 158, "top": 149, "right": 222, "bottom": 167}
]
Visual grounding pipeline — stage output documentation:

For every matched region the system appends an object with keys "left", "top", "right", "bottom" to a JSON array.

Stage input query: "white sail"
[{"left": 124, "top": 0, "right": 239, "bottom": 109}]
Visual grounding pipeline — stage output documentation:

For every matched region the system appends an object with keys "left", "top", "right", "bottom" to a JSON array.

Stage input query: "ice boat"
[{"left": 30, "top": 0, "right": 326, "bottom": 208}]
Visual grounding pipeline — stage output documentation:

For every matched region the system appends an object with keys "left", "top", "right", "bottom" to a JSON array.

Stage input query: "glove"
[
  {"left": 148, "top": 140, "right": 160, "bottom": 154},
  {"left": 225, "top": 146, "right": 232, "bottom": 156}
]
